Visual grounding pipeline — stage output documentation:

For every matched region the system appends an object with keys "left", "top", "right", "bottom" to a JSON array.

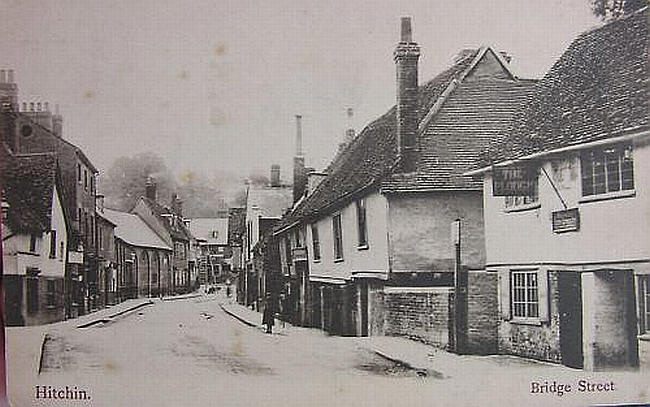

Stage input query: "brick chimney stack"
[
  {"left": 293, "top": 115, "right": 307, "bottom": 203},
  {"left": 270, "top": 164, "right": 281, "bottom": 187},
  {"left": 0, "top": 69, "right": 18, "bottom": 111},
  {"left": 52, "top": 104, "right": 63, "bottom": 137},
  {"left": 145, "top": 176, "right": 157, "bottom": 202},
  {"left": 394, "top": 17, "right": 420, "bottom": 173},
  {"left": 345, "top": 107, "right": 355, "bottom": 143}
]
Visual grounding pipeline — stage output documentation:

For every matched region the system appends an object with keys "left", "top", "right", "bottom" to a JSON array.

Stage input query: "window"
[
  {"left": 77, "top": 164, "right": 82, "bottom": 183},
  {"left": 356, "top": 199, "right": 368, "bottom": 247},
  {"left": 332, "top": 213, "right": 343, "bottom": 261},
  {"left": 59, "top": 242, "right": 64, "bottom": 261},
  {"left": 49, "top": 230, "right": 57, "bottom": 258},
  {"left": 26, "top": 268, "right": 39, "bottom": 313},
  {"left": 641, "top": 276, "right": 650, "bottom": 332},
  {"left": 284, "top": 236, "right": 292, "bottom": 264},
  {"left": 29, "top": 234, "right": 37, "bottom": 252},
  {"left": 581, "top": 144, "right": 634, "bottom": 197},
  {"left": 295, "top": 228, "right": 302, "bottom": 247},
  {"left": 84, "top": 169, "right": 88, "bottom": 190},
  {"left": 311, "top": 225, "right": 321, "bottom": 261},
  {"left": 511, "top": 271, "right": 538, "bottom": 318},
  {"left": 46, "top": 280, "right": 56, "bottom": 307},
  {"left": 90, "top": 175, "right": 95, "bottom": 194}
]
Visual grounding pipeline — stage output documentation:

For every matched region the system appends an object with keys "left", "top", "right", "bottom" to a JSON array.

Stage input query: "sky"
[{"left": 0, "top": 0, "right": 600, "bottom": 184}]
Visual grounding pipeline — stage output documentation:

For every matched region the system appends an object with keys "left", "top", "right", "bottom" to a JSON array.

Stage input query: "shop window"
[
  {"left": 356, "top": 199, "right": 368, "bottom": 248},
  {"left": 581, "top": 144, "right": 634, "bottom": 197},
  {"left": 511, "top": 270, "right": 538, "bottom": 318},
  {"left": 332, "top": 213, "right": 343, "bottom": 261},
  {"left": 311, "top": 225, "right": 321, "bottom": 261}
]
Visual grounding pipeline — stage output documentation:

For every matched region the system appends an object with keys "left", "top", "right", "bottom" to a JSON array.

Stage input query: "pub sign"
[{"left": 492, "top": 165, "right": 537, "bottom": 196}]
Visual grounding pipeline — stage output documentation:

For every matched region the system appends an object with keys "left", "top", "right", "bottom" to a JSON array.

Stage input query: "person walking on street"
[{"left": 262, "top": 294, "right": 274, "bottom": 334}]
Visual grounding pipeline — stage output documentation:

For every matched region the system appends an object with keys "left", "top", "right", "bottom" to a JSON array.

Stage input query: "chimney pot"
[
  {"left": 45, "top": 102, "right": 50, "bottom": 111},
  {"left": 7, "top": 69, "right": 14, "bottom": 83},
  {"left": 400, "top": 17, "right": 412, "bottom": 42},
  {"left": 29, "top": 102, "right": 34, "bottom": 112},
  {"left": 0, "top": 70, "right": 5, "bottom": 83},
  {"left": 22, "top": 102, "right": 27, "bottom": 111},
  {"left": 37, "top": 102, "right": 42, "bottom": 112}
]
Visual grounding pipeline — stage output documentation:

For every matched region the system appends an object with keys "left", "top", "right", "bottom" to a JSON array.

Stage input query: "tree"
[
  {"left": 100, "top": 152, "right": 176, "bottom": 211},
  {"left": 590, "top": 0, "right": 647, "bottom": 20}
]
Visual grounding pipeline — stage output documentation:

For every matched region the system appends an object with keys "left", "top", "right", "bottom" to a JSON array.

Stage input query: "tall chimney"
[
  {"left": 394, "top": 17, "right": 420, "bottom": 173},
  {"left": 293, "top": 115, "right": 306, "bottom": 203},
  {"left": 270, "top": 164, "right": 281, "bottom": 187},
  {"left": 145, "top": 176, "right": 157, "bottom": 202},
  {"left": 52, "top": 104, "right": 63, "bottom": 137}
]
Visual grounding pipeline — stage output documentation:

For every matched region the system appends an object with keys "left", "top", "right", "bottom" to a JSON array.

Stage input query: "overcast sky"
[{"left": 1, "top": 0, "right": 600, "bottom": 183}]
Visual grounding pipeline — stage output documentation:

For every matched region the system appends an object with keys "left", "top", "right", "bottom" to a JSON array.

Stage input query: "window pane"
[
  {"left": 593, "top": 154, "right": 606, "bottom": 195},
  {"left": 605, "top": 151, "right": 620, "bottom": 192},
  {"left": 621, "top": 151, "right": 634, "bottom": 191}
]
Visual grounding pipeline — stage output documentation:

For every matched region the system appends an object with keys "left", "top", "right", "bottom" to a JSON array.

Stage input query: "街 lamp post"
[{"left": 451, "top": 219, "right": 467, "bottom": 354}]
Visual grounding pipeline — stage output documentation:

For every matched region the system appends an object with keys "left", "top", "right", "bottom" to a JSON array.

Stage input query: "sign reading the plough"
[{"left": 492, "top": 166, "right": 537, "bottom": 196}]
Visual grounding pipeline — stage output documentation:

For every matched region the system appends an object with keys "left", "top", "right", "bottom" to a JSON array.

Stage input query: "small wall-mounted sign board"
[
  {"left": 552, "top": 208, "right": 580, "bottom": 233},
  {"left": 292, "top": 247, "right": 308, "bottom": 262},
  {"left": 68, "top": 251, "right": 84, "bottom": 264},
  {"left": 492, "top": 166, "right": 537, "bottom": 196}
]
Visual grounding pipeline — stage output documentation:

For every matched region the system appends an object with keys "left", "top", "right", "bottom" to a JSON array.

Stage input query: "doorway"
[{"left": 557, "top": 271, "right": 583, "bottom": 369}]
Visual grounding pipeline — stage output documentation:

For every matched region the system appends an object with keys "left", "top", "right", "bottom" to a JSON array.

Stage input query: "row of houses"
[
  {"left": 0, "top": 75, "right": 239, "bottom": 326},
  {"left": 238, "top": 8, "right": 649, "bottom": 371}
]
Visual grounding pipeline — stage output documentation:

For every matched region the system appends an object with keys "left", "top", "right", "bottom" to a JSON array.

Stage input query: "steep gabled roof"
[
  {"left": 103, "top": 208, "right": 172, "bottom": 250},
  {"left": 2, "top": 153, "right": 60, "bottom": 233},
  {"left": 478, "top": 7, "right": 649, "bottom": 168},
  {"left": 246, "top": 185, "right": 293, "bottom": 219},
  {"left": 276, "top": 46, "right": 536, "bottom": 231}
]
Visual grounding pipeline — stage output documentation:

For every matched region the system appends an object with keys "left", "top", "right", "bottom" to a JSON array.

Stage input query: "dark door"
[
  {"left": 558, "top": 272, "right": 583, "bottom": 369},
  {"left": 4, "top": 276, "right": 24, "bottom": 326},
  {"left": 359, "top": 282, "right": 369, "bottom": 337}
]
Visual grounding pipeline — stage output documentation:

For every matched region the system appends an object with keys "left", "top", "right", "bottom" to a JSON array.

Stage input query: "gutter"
[{"left": 465, "top": 127, "right": 650, "bottom": 176}]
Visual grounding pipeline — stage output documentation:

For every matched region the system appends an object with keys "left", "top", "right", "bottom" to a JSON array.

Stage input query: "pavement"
[{"left": 219, "top": 298, "right": 650, "bottom": 378}]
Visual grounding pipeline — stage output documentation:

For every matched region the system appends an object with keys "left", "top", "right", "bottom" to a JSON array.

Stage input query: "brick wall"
[
  {"left": 498, "top": 271, "right": 562, "bottom": 364},
  {"left": 384, "top": 288, "right": 453, "bottom": 349},
  {"left": 466, "top": 271, "right": 498, "bottom": 354}
]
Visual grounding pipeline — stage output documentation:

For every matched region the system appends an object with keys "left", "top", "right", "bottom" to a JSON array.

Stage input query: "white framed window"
[
  {"left": 511, "top": 270, "right": 539, "bottom": 319},
  {"left": 356, "top": 199, "right": 368, "bottom": 248},
  {"left": 643, "top": 276, "right": 650, "bottom": 334},
  {"left": 311, "top": 224, "right": 321, "bottom": 261},
  {"left": 581, "top": 143, "right": 634, "bottom": 197},
  {"left": 332, "top": 213, "right": 343, "bottom": 261}
]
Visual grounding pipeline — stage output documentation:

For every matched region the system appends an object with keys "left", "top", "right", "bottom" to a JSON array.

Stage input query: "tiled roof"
[
  {"left": 188, "top": 218, "right": 229, "bottom": 245},
  {"left": 2, "top": 153, "right": 59, "bottom": 233},
  {"left": 277, "top": 47, "right": 535, "bottom": 230},
  {"left": 383, "top": 79, "right": 537, "bottom": 191},
  {"left": 480, "top": 7, "right": 649, "bottom": 167},
  {"left": 103, "top": 208, "right": 172, "bottom": 250},
  {"left": 246, "top": 185, "right": 293, "bottom": 219},
  {"left": 140, "top": 197, "right": 191, "bottom": 241}
]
